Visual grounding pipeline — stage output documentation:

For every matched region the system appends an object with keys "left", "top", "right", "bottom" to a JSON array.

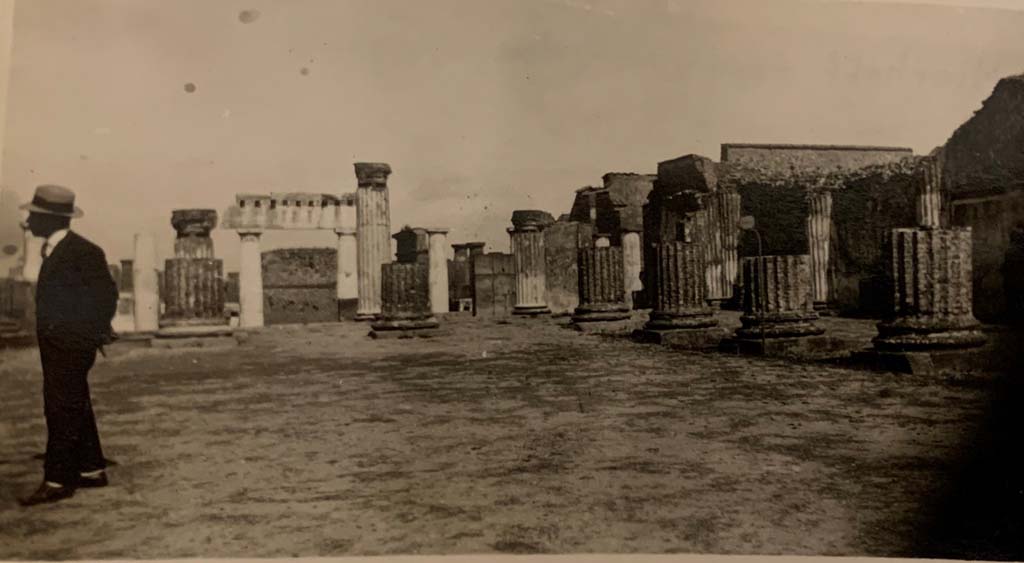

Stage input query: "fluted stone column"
[
  {"left": 572, "top": 246, "right": 629, "bottom": 328},
  {"left": 369, "top": 262, "right": 439, "bottom": 337},
  {"left": 873, "top": 228, "right": 984, "bottom": 350},
  {"left": 644, "top": 242, "right": 716, "bottom": 331},
  {"left": 162, "top": 209, "right": 226, "bottom": 328},
  {"left": 509, "top": 210, "right": 554, "bottom": 316},
  {"left": 736, "top": 255, "right": 823, "bottom": 339},
  {"left": 238, "top": 230, "right": 264, "bottom": 328},
  {"left": 621, "top": 231, "right": 643, "bottom": 309},
  {"left": 355, "top": 162, "right": 392, "bottom": 320},
  {"left": 426, "top": 228, "right": 450, "bottom": 315},
  {"left": 716, "top": 191, "right": 742, "bottom": 299},
  {"left": 132, "top": 233, "right": 160, "bottom": 333},
  {"left": 917, "top": 157, "right": 942, "bottom": 229},
  {"left": 806, "top": 190, "right": 833, "bottom": 310}
]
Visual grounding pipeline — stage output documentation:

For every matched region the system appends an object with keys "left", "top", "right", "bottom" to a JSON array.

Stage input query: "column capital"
[
  {"left": 354, "top": 162, "right": 392, "bottom": 188},
  {"left": 510, "top": 209, "right": 555, "bottom": 232},
  {"left": 334, "top": 227, "right": 357, "bottom": 236},
  {"left": 424, "top": 227, "right": 449, "bottom": 236},
  {"left": 171, "top": 209, "right": 218, "bottom": 237}
]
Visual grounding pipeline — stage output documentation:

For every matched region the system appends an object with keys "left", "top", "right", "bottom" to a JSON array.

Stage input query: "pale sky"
[{"left": 3, "top": 0, "right": 1024, "bottom": 270}]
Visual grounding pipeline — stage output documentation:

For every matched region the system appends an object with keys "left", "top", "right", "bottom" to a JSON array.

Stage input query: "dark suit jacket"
[{"left": 35, "top": 231, "right": 119, "bottom": 351}]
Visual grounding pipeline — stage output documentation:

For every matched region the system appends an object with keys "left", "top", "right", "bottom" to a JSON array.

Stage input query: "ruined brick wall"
[
  {"left": 942, "top": 75, "right": 1024, "bottom": 199},
  {"left": 951, "top": 192, "right": 1024, "bottom": 322},
  {"left": 721, "top": 144, "right": 913, "bottom": 176},
  {"left": 831, "top": 169, "right": 918, "bottom": 316},
  {"left": 472, "top": 253, "right": 515, "bottom": 317},
  {"left": 544, "top": 220, "right": 594, "bottom": 315},
  {"left": 735, "top": 183, "right": 809, "bottom": 257},
  {"left": 262, "top": 248, "right": 337, "bottom": 324}
]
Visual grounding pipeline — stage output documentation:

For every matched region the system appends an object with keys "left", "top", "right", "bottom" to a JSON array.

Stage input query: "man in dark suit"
[{"left": 17, "top": 185, "right": 118, "bottom": 507}]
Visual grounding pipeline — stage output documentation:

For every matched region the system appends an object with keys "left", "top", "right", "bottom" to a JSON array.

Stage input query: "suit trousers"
[{"left": 39, "top": 337, "right": 105, "bottom": 485}]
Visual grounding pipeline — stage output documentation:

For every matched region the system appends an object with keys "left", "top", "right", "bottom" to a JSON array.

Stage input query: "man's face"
[{"left": 24, "top": 212, "right": 55, "bottom": 238}]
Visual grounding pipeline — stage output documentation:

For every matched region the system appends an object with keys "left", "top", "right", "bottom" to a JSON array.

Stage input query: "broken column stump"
[
  {"left": 369, "top": 262, "right": 440, "bottom": 339},
  {"left": 854, "top": 227, "right": 987, "bottom": 374},
  {"left": 722, "top": 254, "right": 827, "bottom": 356},
  {"left": 571, "top": 246, "right": 632, "bottom": 334},
  {"left": 153, "top": 209, "right": 237, "bottom": 348},
  {"left": 634, "top": 241, "right": 725, "bottom": 349}
]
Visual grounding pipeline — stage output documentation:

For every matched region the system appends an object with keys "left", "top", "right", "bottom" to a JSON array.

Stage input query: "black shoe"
[
  {"left": 77, "top": 472, "right": 108, "bottom": 489},
  {"left": 17, "top": 482, "right": 74, "bottom": 507}
]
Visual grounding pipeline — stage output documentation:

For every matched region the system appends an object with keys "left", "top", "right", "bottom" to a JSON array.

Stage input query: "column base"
[
  {"left": 644, "top": 309, "right": 718, "bottom": 331},
  {"left": 572, "top": 303, "right": 631, "bottom": 322},
  {"left": 633, "top": 326, "right": 729, "bottom": 350},
  {"left": 513, "top": 305, "right": 551, "bottom": 316},
  {"left": 354, "top": 312, "right": 380, "bottom": 322},
  {"left": 735, "top": 312, "right": 824, "bottom": 339},
  {"left": 873, "top": 316, "right": 987, "bottom": 351}
]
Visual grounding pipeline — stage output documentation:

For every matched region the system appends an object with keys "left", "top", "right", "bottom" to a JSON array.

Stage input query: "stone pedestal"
[
  {"left": 335, "top": 227, "right": 358, "bottom": 320},
  {"left": 132, "top": 233, "right": 160, "bottom": 333},
  {"left": 873, "top": 228, "right": 984, "bottom": 351},
  {"left": 509, "top": 210, "right": 554, "bottom": 316},
  {"left": 160, "top": 210, "right": 226, "bottom": 329},
  {"left": 426, "top": 228, "right": 450, "bottom": 315},
  {"left": 355, "top": 162, "right": 392, "bottom": 321},
  {"left": 806, "top": 191, "right": 832, "bottom": 311},
  {"left": 369, "top": 262, "right": 440, "bottom": 338},
  {"left": 637, "top": 242, "right": 723, "bottom": 349},
  {"left": 572, "top": 246, "right": 630, "bottom": 332},
  {"left": 238, "top": 230, "right": 264, "bottom": 328},
  {"left": 734, "top": 255, "right": 823, "bottom": 341}
]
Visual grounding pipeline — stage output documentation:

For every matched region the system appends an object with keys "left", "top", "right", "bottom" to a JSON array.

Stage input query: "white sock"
[
  {"left": 44, "top": 481, "right": 64, "bottom": 488},
  {"left": 80, "top": 469, "right": 104, "bottom": 478}
]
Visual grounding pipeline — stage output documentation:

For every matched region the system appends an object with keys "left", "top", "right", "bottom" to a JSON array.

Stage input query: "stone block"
[
  {"left": 473, "top": 252, "right": 515, "bottom": 317},
  {"left": 544, "top": 220, "right": 593, "bottom": 315}
]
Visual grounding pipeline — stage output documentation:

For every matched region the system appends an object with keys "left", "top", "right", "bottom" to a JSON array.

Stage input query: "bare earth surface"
[{"left": 1, "top": 313, "right": 1022, "bottom": 560}]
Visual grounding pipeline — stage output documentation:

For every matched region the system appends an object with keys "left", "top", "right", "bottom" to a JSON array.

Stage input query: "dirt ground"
[{"left": 1, "top": 313, "right": 1022, "bottom": 560}]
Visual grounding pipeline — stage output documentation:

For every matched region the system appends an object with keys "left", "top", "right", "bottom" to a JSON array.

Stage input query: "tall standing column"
[
  {"left": 806, "top": 190, "right": 833, "bottom": 310},
  {"left": 238, "top": 230, "right": 264, "bottom": 328},
  {"left": 509, "top": 210, "right": 554, "bottom": 316},
  {"left": 355, "top": 162, "right": 392, "bottom": 321},
  {"left": 132, "top": 233, "right": 160, "bottom": 333},
  {"left": 425, "top": 228, "right": 450, "bottom": 315},
  {"left": 917, "top": 157, "right": 942, "bottom": 229},
  {"left": 621, "top": 231, "right": 643, "bottom": 309},
  {"left": 716, "top": 190, "right": 742, "bottom": 301}
]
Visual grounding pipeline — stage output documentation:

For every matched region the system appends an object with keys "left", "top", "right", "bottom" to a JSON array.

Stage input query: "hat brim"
[{"left": 19, "top": 202, "right": 84, "bottom": 218}]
